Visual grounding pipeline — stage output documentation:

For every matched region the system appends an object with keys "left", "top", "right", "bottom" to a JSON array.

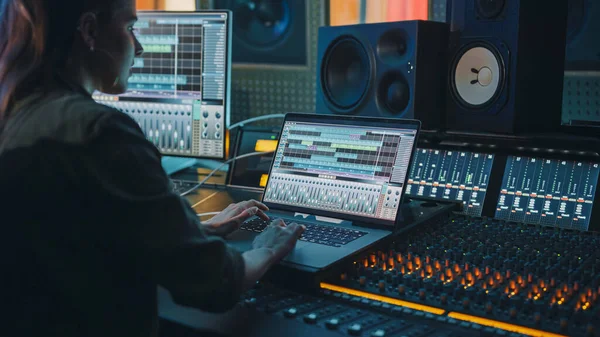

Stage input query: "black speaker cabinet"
[
  {"left": 429, "top": 0, "right": 448, "bottom": 22},
  {"left": 197, "top": 0, "right": 328, "bottom": 125},
  {"left": 315, "top": 20, "right": 450, "bottom": 131},
  {"left": 562, "top": 0, "right": 600, "bottom": 127},
  {"left": 446, "top": 0, "right": 568, "bottom": 134}
]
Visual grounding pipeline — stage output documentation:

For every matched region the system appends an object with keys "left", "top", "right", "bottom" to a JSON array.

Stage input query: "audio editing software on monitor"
[
  {"left": 495, "top": 156, "right": 600, "bottom": 230},
  {"left": 263, "top": 121, "right": 417, "bottom": 224},
  {"left": 406, "top": 149, "right": 494, "bottom": 216},
  {"left": 94, "top": 11, "right": 230, "bottom": 159}
]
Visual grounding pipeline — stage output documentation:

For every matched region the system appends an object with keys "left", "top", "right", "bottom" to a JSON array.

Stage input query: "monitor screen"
[
  {"left": 228, "top": 127, "right": 280, "bottom": 188},
  {"left": 406, "top": 149, "right": 494, "bottom": 216},
  {"left": 495, "top": 156, "right": 600, "bottom": 231},
  {"left": 262, "top": 119, "right": 418, "bottom": 227},
  {"left": 93, "top": 11, "right": 231, "bottom": 159}
]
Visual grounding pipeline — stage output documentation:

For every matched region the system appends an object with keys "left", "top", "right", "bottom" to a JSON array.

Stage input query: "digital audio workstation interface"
[
  {"left": 263, "top": 121, "right": 417, "bottom": 222},
  {"left": 406, "top": 149, "right": 494, "bottom": 216},
  {"left": 94, "top": 12, "right": 230, "bottom": 158},
  {"left": 495, "top": 156, "right": 599, "bottom": 231}
]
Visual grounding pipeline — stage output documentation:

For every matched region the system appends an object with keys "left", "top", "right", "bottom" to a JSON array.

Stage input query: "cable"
[
  {"left": 228, "top": 114, "right": 285, "bottom": 130},
  {"left": 180, "top": 150, "right": 275, "bottom": 196}
]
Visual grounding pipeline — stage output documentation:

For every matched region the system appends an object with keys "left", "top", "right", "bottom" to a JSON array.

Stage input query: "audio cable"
[
  {"left": 227, "top": 114, "right": 285, "bottom": 131},
  {"left": 180, "top": 150, "right": 275, "bottom": 196}
]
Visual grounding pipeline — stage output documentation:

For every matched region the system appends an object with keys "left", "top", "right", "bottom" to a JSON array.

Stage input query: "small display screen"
[{"left": 495, "top": 156, "right": 599, "bottom": 231}]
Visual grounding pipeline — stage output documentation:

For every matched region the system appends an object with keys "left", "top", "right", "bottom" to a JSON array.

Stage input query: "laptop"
[{"left": 226, "top": 113, "right": 421, "bottom": 271}]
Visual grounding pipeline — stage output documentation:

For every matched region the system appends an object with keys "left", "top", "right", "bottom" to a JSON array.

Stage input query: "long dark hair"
[{"left": 0, "top": 0, "right": 117, "bottom": 121}]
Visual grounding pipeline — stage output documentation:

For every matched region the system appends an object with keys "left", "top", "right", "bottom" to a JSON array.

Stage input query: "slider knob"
[
  {"left": 303, "top": 313, "right": 318, "bottom": 324},
  {"left": 398, "top": 284, "right": 406, "bottom": 296},
  {"left": 284, "top": 308, "right": 298, "bottom": 318},
  {"left": 378, "top": 280, "right": 386, "bottom": 292},
  {"left": 244, "top": 297, "right": 257, "bottom": 307},
  {"left": 348, "top": 324, "right": 362, "bottom": 336},
  {"left": 359, "top": 276, "right": 367, "bottom": 287},
  {"left": 485, "top": 301, "right": 493, "bottom": 314},
  {"left": 326, "top": 318, "right": 340, "bottom": 330},
  {"left": 371, "top": 329, "right": 386, "bottom": 337},
  {"left": 440, "top": 293, "right": 448, "bottom": 305},
  {"left": 586, "top": 323, "right": 595, "bottom": 337},
  {"left": 462, "top": 297, "right": 470, "bottom": 309}
]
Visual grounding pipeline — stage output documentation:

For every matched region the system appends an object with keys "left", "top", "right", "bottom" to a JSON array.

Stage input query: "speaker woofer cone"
[
  {"left": 321, "top": 36, "right": 371, "bottom": 112},
  {"left": 451, "top": 43, "right": 504, "bottom": 109},
  {"left": 226, "top": 0, "right": 292, "bottom": 49},
  {"left": 377, "top": 71, "right": 410, "bottom": 116},
  {"left": 476, "top": 0, "right": 506, "bottom": 19}
]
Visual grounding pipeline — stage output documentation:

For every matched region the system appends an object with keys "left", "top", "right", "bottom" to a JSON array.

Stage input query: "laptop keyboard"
[
  {"left": 240, "top": 218, "right": 368, "bottom": 247},
  {"left": 171, "top": 179, "right": 199, "bottom": 195}
]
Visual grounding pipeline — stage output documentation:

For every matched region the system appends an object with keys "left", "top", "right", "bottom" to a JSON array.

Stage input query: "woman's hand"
[{"left": 202, "top": 199, "right": 269, "bottom": 237}]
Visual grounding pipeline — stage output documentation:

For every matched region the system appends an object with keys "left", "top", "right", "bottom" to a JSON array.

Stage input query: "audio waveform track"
[
  {"left": 495, "top": 156, "right": 599, "bottom": 230},
  {"left": 275, "top": 124, "right": 410, "bottom": 182},
  {"left": 406, "top": 149, "right": 494, "bottom": 216}
]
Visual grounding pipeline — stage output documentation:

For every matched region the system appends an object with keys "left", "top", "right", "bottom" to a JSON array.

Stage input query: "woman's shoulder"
[{"left": 2, "top": 90, "right": 139, "bottom": 149}]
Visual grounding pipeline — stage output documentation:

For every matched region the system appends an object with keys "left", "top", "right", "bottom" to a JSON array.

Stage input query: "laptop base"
[{"left": 261, "top": 198, "right": 461, "bottom": 288}]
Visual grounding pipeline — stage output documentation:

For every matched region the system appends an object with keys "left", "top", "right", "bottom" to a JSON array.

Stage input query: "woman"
[{"left": 0, "top": 0, "right": 303, "bottom": 336}]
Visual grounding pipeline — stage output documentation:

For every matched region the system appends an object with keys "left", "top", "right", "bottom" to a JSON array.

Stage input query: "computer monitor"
[{"left": 93, "top": 11, "right": 231, "bottom": 173}]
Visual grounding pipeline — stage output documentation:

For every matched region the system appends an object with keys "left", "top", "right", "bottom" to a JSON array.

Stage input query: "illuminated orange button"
[
  {"left": 415, "top": 256, "right": 422, "bottom": 268},
  {"left": 425, "top": 264, "right": 433, "bottom": 276}
]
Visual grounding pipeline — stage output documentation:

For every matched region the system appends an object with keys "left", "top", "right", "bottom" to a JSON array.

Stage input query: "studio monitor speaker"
[
  {"left": 562, "top": 0, "right": 600, "bottom": 127},
  {"left": 446, "top": 0, "right": 568, "bottom": 134},
  {"left": 197, "top": 0, "right": 328, "bottom": 125},
  {"left": 315, "top": 20, "right": 450, "bottom": 130}
]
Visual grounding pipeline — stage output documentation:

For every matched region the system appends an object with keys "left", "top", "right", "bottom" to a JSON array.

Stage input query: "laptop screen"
[{"left": 263, "top": 115, "right": 419, "bottom": 227}]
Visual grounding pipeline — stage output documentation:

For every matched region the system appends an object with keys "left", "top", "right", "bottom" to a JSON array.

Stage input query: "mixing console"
[
  {"left": 496, "top": 157, "right": 599, "bottom": 231},
  {"left": 239, "top": 282, "right": 497, "bottom": 337},
  {"left": 406, "top": 149, "right": 494, "bottom": 217},
  {"left": 326, "top": 215, "right": 600, "bottom": 336}
]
